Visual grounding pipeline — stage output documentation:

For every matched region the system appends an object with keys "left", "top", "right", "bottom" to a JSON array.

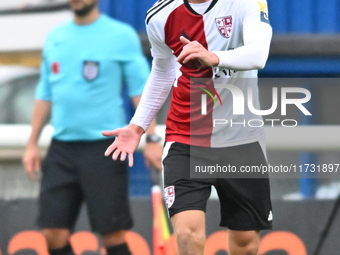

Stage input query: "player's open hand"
[
  {"left": 102, "top": 124, "right": 144, "bottom": 167},
  {"left": 177, "top": 36, "right": 220, "bottom": 67}
]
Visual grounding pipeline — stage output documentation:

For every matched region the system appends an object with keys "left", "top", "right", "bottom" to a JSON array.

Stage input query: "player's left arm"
[
  {"left": 177, "top": 0, "right": 272, "bottom": 71},
  {"left": 212, "top": 0, "right": 272, "bottom": 70}
]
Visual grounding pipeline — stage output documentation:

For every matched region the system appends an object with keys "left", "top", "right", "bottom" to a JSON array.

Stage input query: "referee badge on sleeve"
[{"left": 83, "top": 61, "right": 100, "bottom": 81}]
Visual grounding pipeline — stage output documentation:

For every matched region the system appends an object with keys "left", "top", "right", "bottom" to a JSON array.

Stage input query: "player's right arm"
[
  {"left": 103, "top": 57, "right": 175, "bottom": 167},
  {"left": 23, "top": 47, "right": 52, "bottom": 181},
  {"left": 103, "top": 23, "right": 175, "bottom": 167}
]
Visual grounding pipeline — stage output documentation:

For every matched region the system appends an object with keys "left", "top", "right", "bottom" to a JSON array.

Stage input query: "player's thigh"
[
  {"left": 171, "top": 210, "right": 206, "bottom": 236},
  {"left": 38, "top": 140, "right": 83, "bottom": 229},
  {"left": 163, "top": 142, "right": 212, "bottom": 217},
  {"left": 215, "top": 142, "right": 272, "bottom": 230},
  {"left": 78, "top": 139, "right": 133, "bottom": 234}
]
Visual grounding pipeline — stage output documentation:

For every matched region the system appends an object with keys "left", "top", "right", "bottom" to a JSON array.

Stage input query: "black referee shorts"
[
  {"left": 38, "top": 138, "right": 133, "bottom": 234},
  {"left": 162, "top": 141, "right": 273, "bottom": 231}
]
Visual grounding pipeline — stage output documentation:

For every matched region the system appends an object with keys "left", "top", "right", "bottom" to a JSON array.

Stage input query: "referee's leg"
[
  {"left": 101, "top": 231, "right": 131, "bottom": 255},
  {"left": 38, "top": 140, "right": 83, "bottom": 255},
  {"left": 79, "top": 138, "right": 133, "bottom": 255},
  {"left": 41, "top": 229, "right": 74, "bottom": 255}
]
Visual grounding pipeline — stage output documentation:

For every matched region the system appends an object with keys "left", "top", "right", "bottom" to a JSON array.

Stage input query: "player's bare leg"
[
  {"left": 171, "top": 210, "right": 206, "bottom": 255},
  {"left": 228, "top": 230, "right": 260, "bottom": 255}
]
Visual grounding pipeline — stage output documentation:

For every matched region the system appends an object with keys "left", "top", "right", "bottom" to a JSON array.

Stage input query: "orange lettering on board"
[
  {"left": 259, "top": 231, "right": 307, "bottom": 255},
  {"left": 5, "top": 229, "right": 308, "bottom": 255},
  {"left": 126, "top": 231, "right": 151, "bottom": 255},
  {"left": 204, "top": 231, "right": 229, "bottom": 255},
  {"left": 7, "top": 231, "right": 48, "bottom": 255},
  {"left": 69, "top": 231, "right": 151, "bottom": 255},
  {"left": 70, "top": 231, "right": 99, "bottom": 255},
  {"left": 196, "top": 230, "right": 308, "bottom": 255}
]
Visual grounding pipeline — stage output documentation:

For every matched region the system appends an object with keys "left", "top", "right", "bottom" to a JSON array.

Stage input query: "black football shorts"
[
  {"left": 38, "top": 138, "right": 133, "bottom": 234},
  {"left": 162, "top": 141, "right": 273, "bottom": 230}
]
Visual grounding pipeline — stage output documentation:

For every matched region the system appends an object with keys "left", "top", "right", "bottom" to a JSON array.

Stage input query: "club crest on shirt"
[
  {"left": 83, "top": 61, "right": 99, "bottom": 81},
  {"left": 215, "top": 16, "right": 233, "bottom": 39},
  {"left": 164, "top": 186, "right": 175, "bottom": 208}
]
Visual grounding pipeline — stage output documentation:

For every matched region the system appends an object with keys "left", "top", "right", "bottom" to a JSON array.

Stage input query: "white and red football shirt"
[{"left": 138, "top": 0, "right": 272, "bottom": 147}]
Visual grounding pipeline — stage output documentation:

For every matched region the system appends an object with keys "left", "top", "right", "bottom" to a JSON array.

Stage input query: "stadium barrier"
[
  {"left": 2, "top": 230, "right": 307, "bottom": 255},
  {"left": 1, "top": 125, "right": 340, "bottom": 160},
  {"left": 1, "top": 199, "right": 340, "bottom": 255}
]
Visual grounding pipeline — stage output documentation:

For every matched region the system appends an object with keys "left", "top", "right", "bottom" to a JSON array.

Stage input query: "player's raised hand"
[
  {"left": 177, "top": 36, "right": 220, "bottom": 67},
  {"left": 102, "top": 124, "right": 144, "bottom": 167}
]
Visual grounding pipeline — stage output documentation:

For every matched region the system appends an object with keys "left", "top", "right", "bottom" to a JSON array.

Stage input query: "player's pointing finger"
[{"left": 179, "top": 36, "right": 191, "bottom": 45}]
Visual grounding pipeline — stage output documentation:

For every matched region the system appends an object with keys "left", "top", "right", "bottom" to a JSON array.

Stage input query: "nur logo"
[
  {"left": 199, "top": 84, "right": 312, "bottom": 117},
  {"left": 197, "top": 83, "right": 222, "bottom": 115}
]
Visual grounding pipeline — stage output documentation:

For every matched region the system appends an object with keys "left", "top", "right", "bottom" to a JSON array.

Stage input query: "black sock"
[
  {"left": 106, "top": 243, "right": 131, "bottom": 255},
  {"left": 49, "top": 243, "right": 75, "bottom": 255}
]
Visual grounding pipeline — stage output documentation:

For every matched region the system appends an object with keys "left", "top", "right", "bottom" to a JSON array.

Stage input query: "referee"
[{"left": 23, "top": 1, "right": 162, "bottom": 255}]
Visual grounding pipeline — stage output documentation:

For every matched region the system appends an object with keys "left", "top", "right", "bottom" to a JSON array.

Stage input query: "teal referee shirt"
[{"left": 36, "top": 14, "right": 150, "bottom": 141}]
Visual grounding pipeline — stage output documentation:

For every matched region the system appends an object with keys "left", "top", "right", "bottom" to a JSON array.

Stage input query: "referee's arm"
[{"left": 23, "top": 43, "right": 52, "bottom": 181}]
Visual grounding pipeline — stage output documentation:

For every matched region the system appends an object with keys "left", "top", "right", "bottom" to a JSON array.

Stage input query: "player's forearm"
[
  {"left": 130, "top": 58, "right": 175, "bottom": 132},
  {"left": 213, "top": 45, "right": 269, "bottom": 70},
  {"left": 213, "top": 24, "right": 272, "bottom": 70},
  {"left": 131, "top": 95, "right": 157, "bottom": 135},
  {"left": 145, "top": 119, "right": 158, "bottom": 135},
  {"left": 27, "top": 100, "right": 51, "bottom": 146}
]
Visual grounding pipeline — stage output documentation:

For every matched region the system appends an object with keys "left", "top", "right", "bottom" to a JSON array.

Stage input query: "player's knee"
[
  {"left": 228, "top": 230, "right": 260, "bottom": 255},
  {"left": 41, "top": 229, "right": 71, "bottom": 249},
  {"left": 229, "top": 234, "right": 259, "bottom": 255},
  {"left": 175, "top": 226, "right": 205, "bottom": 249}
]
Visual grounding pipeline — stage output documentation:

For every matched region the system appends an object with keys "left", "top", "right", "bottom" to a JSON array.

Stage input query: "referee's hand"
[
  {"left": 144, "top": 142, "right": 163, "bottom": 171},
  {"left": 102, "top": 124, "right": 144, "bottom": 167},
  {"left": 23, "top": 144, "right": 41, "bottom": 182}
]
